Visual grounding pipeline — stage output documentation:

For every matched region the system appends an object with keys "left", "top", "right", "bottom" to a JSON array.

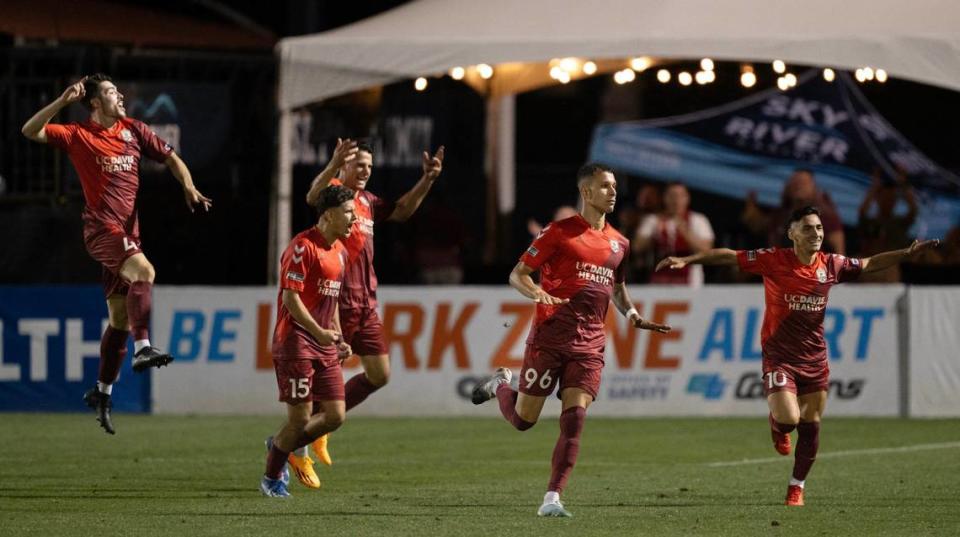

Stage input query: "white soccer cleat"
[
  {"left": 537, "top": 500, "right": 573, "bottom": 517},
  {"left": 471, "top": 367, "right": 513, "bottom": 405}
]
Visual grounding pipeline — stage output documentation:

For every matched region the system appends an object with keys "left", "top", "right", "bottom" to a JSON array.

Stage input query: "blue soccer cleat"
[
  {"left": 260, "top": 475, "right": 291, "bottom": 498},
  {"left": 265, "top": 436, "right": 290, "bottom": 485}
]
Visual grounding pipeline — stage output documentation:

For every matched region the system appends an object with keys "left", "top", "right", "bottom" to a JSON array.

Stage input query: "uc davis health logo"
[{"left": 687, "top": 373, "right": 727, "bottom": 400}]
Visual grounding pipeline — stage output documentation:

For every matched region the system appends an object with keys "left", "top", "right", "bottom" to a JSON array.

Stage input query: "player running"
[
  {"left": 655, "top": 205, "right": 939, "bottom": 506},
  {"left": 472, "top": 163, "right": 671, "bottom": 517},
  {"left": 21, "top": 74, "right": 211, "bottom": 434},
  {"left": 260, "top": 185, "right": 356, "bottom": 498},
  {"left": 283, "top": 138, "right": 443, "bottom": 486}
]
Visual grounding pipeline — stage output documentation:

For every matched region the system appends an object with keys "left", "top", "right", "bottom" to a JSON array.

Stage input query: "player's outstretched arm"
[
  {"left": 612, "top": 283, "right": 671, "bottom": 333},
  {"left": 509, "top": 262, "right": 569, "bottom": 305},
  {"left": 388, "top": 146, "right": 445, "bottom": 222},
  {"left": 282, "top": 289, "right": 341, "bottom": 346},
  {"left": 306, "top": 138, "right": 358, "bottom": 207},
  {"left": 21, "top": 79, "right": 85, "bottom": 143},
  {"left": 655, "top": 248, "right": 738, "bottom": 272},
  {"left": 165, "top": 152, "right": 212, "bottom": 213},
  {"left": 861, "top": 239, "right": 940, "bottom": 273}
]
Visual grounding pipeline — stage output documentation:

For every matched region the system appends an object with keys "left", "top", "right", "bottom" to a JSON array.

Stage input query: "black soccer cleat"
[
  {"left": 83, "top": 388, "right": 115, "bottom": 435},
  {"left": 132, "top": 346, "right": 174, "bottom": 373}
]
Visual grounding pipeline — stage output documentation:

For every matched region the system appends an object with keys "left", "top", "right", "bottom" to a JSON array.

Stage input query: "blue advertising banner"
[
  {"left": 590, "top": 70, "right": 960, "bottom": 238},
  {"left": 0, "top": 286, "right": 149, "bottom": 412}
]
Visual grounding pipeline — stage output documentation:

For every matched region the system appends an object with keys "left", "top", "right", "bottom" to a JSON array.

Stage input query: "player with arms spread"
[
  {"left": 472, "top": 163, "right": 671, "bottom": 517},
  {"left": 21, "top": 74, "right": 211, "bottom": 434},
  {"left": 260, "top": 185, "right": 356, "bottom": 498},
  {"left": 282, "top": 138, "right": 443, "bottom": 486},
  {"left": 656, "top": 205, "right": 939, "bottom": 506}
]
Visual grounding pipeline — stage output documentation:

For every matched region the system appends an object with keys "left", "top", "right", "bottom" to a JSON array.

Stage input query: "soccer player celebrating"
[
  {"left": 21, "top": 74, "right": 211, "bottom": 434},
  {"left": 472, "top": 163, "right": 671, "bottom": 517},
  {"left": 655, "top": 205, "right": 939, "bottom": 506},
  {"left": 286, "top": 138, "right": 443, "bottom": 485},
  {"left": 261, "top": 185, "right": 356, "bottom": 498}
]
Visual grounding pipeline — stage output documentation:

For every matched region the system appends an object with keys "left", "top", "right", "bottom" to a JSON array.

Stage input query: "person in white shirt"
[{"left": 634, "top": 182, "right": 714, "bottom": 286}]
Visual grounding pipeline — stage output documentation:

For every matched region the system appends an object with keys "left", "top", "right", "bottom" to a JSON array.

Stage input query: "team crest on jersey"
[
  {"left": 610, "top": 240, "right": 620, "bottom": 253},
  {"left": 527, "top": 246, "right": 539, "bottom": 257},
  {"left": 120, "top": 129, "right": 133, "bottom": 142},
  {"left": 816, "top": 267, "right": 827, "bottom": 283}
]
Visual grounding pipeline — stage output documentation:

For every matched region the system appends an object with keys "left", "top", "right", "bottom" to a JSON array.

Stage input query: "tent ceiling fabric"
[{"left": 278, "top": 0, "right": 960, "bottom": 110}]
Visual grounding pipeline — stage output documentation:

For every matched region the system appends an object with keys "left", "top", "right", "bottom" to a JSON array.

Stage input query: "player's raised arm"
[
  {"left": 387, "top": 145, "right": 445, "bottom": 222},
  {"left": 612, "top": 282, "right": 671, "bottom": 333},
  {"left": 655, "top": 248, "right": 738, "bottom": 272},
  {"left": 21, "top": 79, "right": 86, "bottom": 143},
  {"left": 306, "top": 138, "right": 359, "bottom": 206},
  {"left": 860, "top": 239, "right": 940, "bottom": 273},
  {"left": 508, "top": 261, "right": 569, "bottom": 305},
  {"left": 165, "top": 152, "right": 212, "bottom": 212}
]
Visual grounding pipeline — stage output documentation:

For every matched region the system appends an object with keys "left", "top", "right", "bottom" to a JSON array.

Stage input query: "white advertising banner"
[
  {"left": 908, "top": 287, "right": 960, "bottom": 417},
  {"left": 152, "top": 285, "right": 903, "bottom": 416}
]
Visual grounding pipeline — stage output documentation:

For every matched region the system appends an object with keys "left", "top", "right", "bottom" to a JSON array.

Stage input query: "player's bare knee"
[
  {"left": 366, "top": 369, "right": 389, "bottom": 387},
  {"left": 326, "top": 411, "right": 346, "bottom": 431},
  {"left": 133, "top": 262, "right": 156, "bottom": 283}
]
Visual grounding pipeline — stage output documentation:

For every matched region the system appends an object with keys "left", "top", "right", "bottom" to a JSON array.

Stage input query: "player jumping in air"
[
  {"left": 473, "top": 163, "right": 671, "bottom": 517},
  {"left": 21, "top": 74, "right": 211, "bottom": 434},
  {"left": 281, "top": 138, "right": 443, "bottom": 488},
  {"left": 656, "top": 205, "right": 939, "bottom": 506},
  {"left": 261, "top": 185, "right": 356, "bottom": 498}
]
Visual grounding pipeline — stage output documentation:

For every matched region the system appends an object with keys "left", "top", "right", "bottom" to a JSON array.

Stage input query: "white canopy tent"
[{"left": 272, "top": 0, "right": 960, "bottom": 279}]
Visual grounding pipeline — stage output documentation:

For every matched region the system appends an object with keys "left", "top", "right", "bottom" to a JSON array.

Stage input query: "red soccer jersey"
[
  {"left": 328, "top": 179, "right": 395, "bottom": 309},
  {"left": 519, "top": 215, "right": 629, "bottom": 354},
  {"left": 736, "top": 247, "right": 862, "bottom": 365},
  {"left": 272, "top": 227, "right": 348, "bottom": 360},
  {"left": 44, "top": 117, "right": 173, "bottom": 234}
]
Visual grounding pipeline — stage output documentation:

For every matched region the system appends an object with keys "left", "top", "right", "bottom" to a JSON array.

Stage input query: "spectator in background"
[
  {"left": 527, "top": 205, "right": 578, "bottom": 238},
  {"left": 742, "top": 168, "right": 845, "bottom": 254},
  {"left": 634, "top": 182, "right": 714, "bottom": 286},
  {"left": 623, "top": 184, "right": 663, "bottom": 280},
  {"left": 857, "top": 168, "right": 918, "bottom": 282}
]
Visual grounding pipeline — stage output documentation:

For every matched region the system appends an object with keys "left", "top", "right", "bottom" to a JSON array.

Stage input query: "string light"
[
  {"left": 477, "top": 64, "right": 494, "bottom": 79},
  {"left": 777, "top": 76, "right": 790, "bottom": 91},
  {"left": 582, "top": 61, "right": 597, "bottom": 75},
  {"left": 656, "top": 69, "right": 671, "bottom": 83},
  {"left": 700, "top": 58, "right": 714, "bottom": 71},
  {"left": 740, "top": 66, "right": 756, "bottom": 88},
  {"left": 449, "top": 66, "right": 465, "bottom": 80},
  {"left": 823, "top": 68, "right": 835, "bottom": 82},
  {"left": 678, "top": 71, "right": 693, "bottom": 86},
  {"left": 414, "top": 77, "right": 427, "bottom": 91},
  {"left": 773, "top": 60, "right": 786, "bottom": 74},
  {"left": 876, "top": 69, "right": 888, "bottom": 83},
  {"left": 784, "top": 73, "right": 797, "bottom": 87},
  {"left": 630, "top": 57, "right": 652, "bottom": 72}
]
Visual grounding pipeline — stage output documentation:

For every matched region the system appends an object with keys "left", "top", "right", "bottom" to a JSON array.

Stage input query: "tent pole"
[
  {"left": 483, "top": 94, "right": 516, "bottom": 265},
  {"left": 270, "top": 109, "right": 293, "bottom": 285}
]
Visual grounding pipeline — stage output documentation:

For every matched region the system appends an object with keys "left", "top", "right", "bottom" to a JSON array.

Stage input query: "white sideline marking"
[{"left": 707, "top": 441, "right": 960, "bottom": 468}]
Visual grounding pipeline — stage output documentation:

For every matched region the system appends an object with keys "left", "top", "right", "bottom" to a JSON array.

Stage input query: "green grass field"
[{"left": 1, "top": 414, "right": 958, "bottom": 536}]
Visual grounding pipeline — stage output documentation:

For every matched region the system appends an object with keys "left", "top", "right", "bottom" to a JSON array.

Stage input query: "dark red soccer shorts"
[
  {"left": 273, "top": 357, "right": 345, "bottom": 404},
  {"left": 762, "top": 360, "right": 830, "bottom": 397},
  {"left": 84, "top": 225, "right": 142, "bottom": 297},
  {"left": 519, "top": 344, "right": 604, "bottom": 400},
  {"left": 339, "top": 306, "right": 388, "bottom": 356}
]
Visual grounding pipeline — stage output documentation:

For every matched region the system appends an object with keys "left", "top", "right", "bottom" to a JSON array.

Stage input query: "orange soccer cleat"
[
  {"left": 312, "top": 434, "right": 333, "bottom": 466},
  {"left": 287, "top": 453, "right": 321, "bottom": 489},
  {"left": 772, "top": 429, "right": 791, "bottom": 456},
  {"left": 785, "top": 485, "right": 804, "bottom": 506}
]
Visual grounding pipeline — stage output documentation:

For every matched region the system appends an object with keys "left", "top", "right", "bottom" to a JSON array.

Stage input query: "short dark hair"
[
  {"left": 793, "top": 167, "right": 815, "bottom": 176},
  {"left": 789, "top": 205, "right": 821, "bottom": 225},
  {"left": 315, "top": 184, "right": 355, "bottom": 215},
  {"left": 576, "top": 162, "right": 613, "bottom": 186},
  {"left": 356, "top": 142, "right": 374, "bottom": 157},
  {"left": 82, "top": 74, "right": 113, "bottom": 111}
]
